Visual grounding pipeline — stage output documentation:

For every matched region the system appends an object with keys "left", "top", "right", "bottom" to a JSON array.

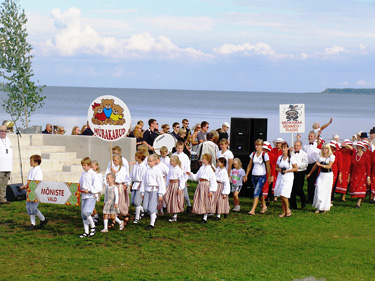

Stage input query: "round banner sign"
[{"left": 87, "top": 95, "right": 131, "bottom": 141}]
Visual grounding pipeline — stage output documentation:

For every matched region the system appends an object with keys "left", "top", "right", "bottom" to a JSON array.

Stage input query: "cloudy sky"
[{"left": 18, "top": 0, "right": 375, "bottom": 92}]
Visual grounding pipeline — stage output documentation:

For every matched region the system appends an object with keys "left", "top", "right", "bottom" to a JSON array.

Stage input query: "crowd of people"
[{"left": 1, "top": 117, "right": 375, "bottom": 238}]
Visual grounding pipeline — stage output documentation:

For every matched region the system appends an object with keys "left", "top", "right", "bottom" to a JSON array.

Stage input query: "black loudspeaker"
[
  {"left": 230, "top": 118, "right": 268, "bottom": 197},
  {"left": 6, "top": 184, "right": 26, "bottom": 201}
]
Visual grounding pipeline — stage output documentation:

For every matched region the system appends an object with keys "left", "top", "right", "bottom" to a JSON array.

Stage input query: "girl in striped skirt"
[
  {"left": 188, "top": 153, "right": 217, "bottom": 223},
  {"left": 214, "top": 157, "right": 231, "bottom": 220},
  {"left": 101, "top": 173, "right": 123, "bottom": 232},
  {"left": 164, "top": 155, "right": 186, "bottom": 222}
]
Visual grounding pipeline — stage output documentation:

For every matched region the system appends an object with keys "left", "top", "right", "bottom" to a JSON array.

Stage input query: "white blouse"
[
  {"left": 215, "top": 167, "right": 230, "bottom": 195},
  {"left": 166, "top": 165, "right": 186, "bottom": 190},
  {"left": 189, "top": 164, "right": 217, "bottom": 192},
  {"left": 28, "top": 166, "right": 43, "bottom": 181},
  {"left": 140, "top": 166, "right": 166, "bottom": 196},
  {"left": 128, "top": 162, "right": 147, "bottom": 188},
  {"left": 250, "top": 152, "right": 270, "bottom": 176}
]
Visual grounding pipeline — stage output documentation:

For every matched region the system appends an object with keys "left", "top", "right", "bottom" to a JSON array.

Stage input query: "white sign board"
[
  {"left": 87, "top": 95, "right": 131, "bottom": 142},
  {"left": 279, "top": 104, "right": 305, "bottom": 133},
  {"left": 34, "top": 181, "right": 73, "bottom": 205}
]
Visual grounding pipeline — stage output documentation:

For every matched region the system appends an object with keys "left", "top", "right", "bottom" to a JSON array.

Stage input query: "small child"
[
  {"left": 91, "top": 160, "right": 104, "bottom": 223},
  {"left": 160, "top": 146, "right": 170, "bottom": 166},
  {"left": 187, "top": 153, "right": 217, "bottom": 223},
  {"left": 217, "top": 139, "right": 234, "bottom": 176},
  {"left": 101, "top": 173, "right": 123, "bottom": 233},
  {"left": 79, "top": 157, "right": 100, "bottom": 238},
  {"left": 140, "top": 154, "right": 166, "bottom": 230},
  {"left": 164, "top": 155, "right": 185, "bottom": 222},
  {"left": 173, "top": 141, "right": 192, "bottom": 213},
  {"left": 214, "top": 157, "right": 231, "bottom": 220},
  {"left": 155, "top": 154, "right": 169, "bottom": 216},
  {"left": 230, "top": 158, "right": 246, "bottom": 212},
  {"left": 130, "top": 151, "right": 147, "bottom": 224},
  {"left": 21, "top": 155, "right": 48, "bottom": 230}
]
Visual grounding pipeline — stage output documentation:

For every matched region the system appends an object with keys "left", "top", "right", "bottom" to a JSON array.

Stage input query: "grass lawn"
[{"left": 1, "top": 182, "right": 374, "bottom": 281}]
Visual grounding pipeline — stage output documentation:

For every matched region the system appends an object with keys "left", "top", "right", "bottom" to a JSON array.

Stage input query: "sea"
[{"left": 1, "top": 86, "right": 374, "bottom": 144}]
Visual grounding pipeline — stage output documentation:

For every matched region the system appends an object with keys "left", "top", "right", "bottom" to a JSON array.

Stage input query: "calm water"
[{"left": 1, "top": 86, "right": 374, "bottom": 143}]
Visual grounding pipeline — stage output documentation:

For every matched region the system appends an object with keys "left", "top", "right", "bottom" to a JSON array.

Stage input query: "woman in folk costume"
[
  {"left": 307, "top": 143, "right": 335, "bottom": 213},
  {"left": 349, "top": 141, "right": 371, "bottom": 208},
  {"left": 262, "top": 141, "right": 275, "bottom": 201},
  {"left": 334, "top": 140, "right": 354, "bottom": 201},
  {"left": 328, "top": 141, "right": 342, "bottom": 203},
  {"left": 270, "top": 138, "right": 283, "bottom": 202}
]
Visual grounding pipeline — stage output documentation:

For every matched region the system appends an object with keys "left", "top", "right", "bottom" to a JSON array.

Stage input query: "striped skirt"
[
  {"left": 164, "top": 181, "right": 184, "bottom": 214},
  {"left": 192, "top": 181, "right": 216, "bottom": 215},
  {"left": 117, "top": 184, "right": 130, "bottom": 216},
  {"left": 215, "top": 183, "right": 230, "bottom": 214}
]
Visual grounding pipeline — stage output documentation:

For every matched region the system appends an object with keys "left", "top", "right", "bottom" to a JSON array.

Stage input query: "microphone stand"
[{"left": 8, "top": 112, "right": 23, "bottom": 186}]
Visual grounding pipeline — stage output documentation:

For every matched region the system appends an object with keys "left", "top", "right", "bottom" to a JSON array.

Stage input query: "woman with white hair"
[
  {"left": 306, "top": 143, "right": 335, "bottom": 213},
  {"left": 349, "top": 141, "right": 371, "bottom": 208}
]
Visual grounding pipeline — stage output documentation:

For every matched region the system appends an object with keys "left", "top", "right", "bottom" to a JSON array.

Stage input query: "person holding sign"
[{"left": 20, "top": 155, "right": 48, "bottom": 230}]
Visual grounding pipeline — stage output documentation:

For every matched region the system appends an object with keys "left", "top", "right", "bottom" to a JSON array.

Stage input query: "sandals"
[
  {"left": 100, "top": 229, "right": 108, "bottom": 233},
  {"left": 260, "top": 208, "right": 268, "bottom": 214},
  {"left": 247, "top": 211, "right": 255, "bottom": 216},
  {"left": 79, "top": 233, "right": 89, "bottom": 238},
  {"left": 89, "top": 227, "right": 96, "bottom": 237},
  {"left": 107, "top": 221, "right": 116, "bottom": 229},
  {"left": 279, "top": 213, "right": 286, "bottom": 218}
]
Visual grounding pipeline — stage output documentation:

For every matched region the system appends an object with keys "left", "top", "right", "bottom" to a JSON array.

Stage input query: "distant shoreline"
[{"left": 322, "top": 88, "right": 375, "bottom": 94}]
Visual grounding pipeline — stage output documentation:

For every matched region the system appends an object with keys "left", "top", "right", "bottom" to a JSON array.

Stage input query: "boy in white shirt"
[
  {"left": 140, "top": 154, "right": 166, "bottom": 230},
  {"left": 173, "top": 141, "right": 192, "bottom": 213},
  {"left": 21, "top": 155, "right": 48, "bottom": 230}
]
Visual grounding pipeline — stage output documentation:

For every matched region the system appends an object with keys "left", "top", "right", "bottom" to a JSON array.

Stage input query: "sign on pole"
[
  {"left": 279, "top": 104, "right": 305, "bottom": 134},
  {"left": 87, "top": 95, "right": 131, "bottom": 142},
  {"left": 27, "top": 180, "right": 81, "bottom": 206}
]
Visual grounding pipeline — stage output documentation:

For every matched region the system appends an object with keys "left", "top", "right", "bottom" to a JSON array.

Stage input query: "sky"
[{"left": 14, "top": 0, "right": 375, "bottom": 92}]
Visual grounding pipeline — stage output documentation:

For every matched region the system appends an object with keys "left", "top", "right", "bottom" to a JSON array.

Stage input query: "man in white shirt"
[
  {"left": 290, "top": 140, "right": 308, "bottom": 209},
  {"left": 0, "top": 125, "right": 12, "bottom": 204},
  {"left": 198, "top": 132, "right": 219, "bottom": 166},
  {"left": 302, "top": 131, "right": 321, "bottom": 203}
]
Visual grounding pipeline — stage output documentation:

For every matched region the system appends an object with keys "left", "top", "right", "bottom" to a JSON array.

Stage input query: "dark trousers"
[
  {"left": 306, "top": 163, "right": 318, "bottom": 203},
  {"left": 290, "top": 171, "right": 307, "bottom": 208}
]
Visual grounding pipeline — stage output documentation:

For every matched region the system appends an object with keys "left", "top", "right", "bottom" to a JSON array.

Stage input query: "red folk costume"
[
  {"left": 370, "top": 150, "right": 375, "bottom": 197},
  {"left": 331, "top": 149, "right": 342, "bottom": 193},
  {"left": 335, "top": 148, "right": 352, "bottom": 194},
  {"left": 350, "top": 151, "right": 371, "bottom": 198},
  {"left": 270, "top": 147, "right": 282, "bottom": 193},
  {"left": 262, "top": 151, "right": 276, "bottom": 198}
]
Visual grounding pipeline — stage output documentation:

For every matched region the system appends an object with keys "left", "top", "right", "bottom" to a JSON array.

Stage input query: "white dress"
[
  {"left": 313, "top": 155, "right": 335, "bottom": 211},
  {"left": 274, "top": 155, "right": 296, "bottom": 198}
]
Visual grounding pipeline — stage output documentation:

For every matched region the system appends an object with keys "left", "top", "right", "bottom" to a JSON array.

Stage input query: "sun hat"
[
  {"left": 354, "top": 141, "right": 366, "bottom": 150},
  {"left": 272, "top": 138, "right": 284, "bottom": 146},
  {"left": 262, "top": 141, "right": 272, "bottom": 151},
  {"left": 223, "top": 122, "right": 230, "bottom": 128},
  {"left": 329, "top": 140, "right": 339, "bottom": 150},
  {"left": 342, "top": 139, "right": 353, "bottom": 147}
]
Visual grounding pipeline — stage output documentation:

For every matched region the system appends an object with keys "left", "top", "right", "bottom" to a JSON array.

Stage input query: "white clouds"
[
  {"left": 214, "top": 42, "right": 275, "bottom": 56},
  {"left": 40, "top": 7, "right": 212, "bottom": 60},
  {"left": 356, "top": 80, "right": 371, "bottom": 86},
  {"left": 139, "top": 16, "right": 214, "bottom": 31},
  {"left": 324, "top": 46, "right": 346, "bottom": 55}
]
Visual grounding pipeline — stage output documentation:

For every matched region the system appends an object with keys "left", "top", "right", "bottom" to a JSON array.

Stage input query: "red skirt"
[{"left": 350, "top": 173, "right": 367, "bottom": 198}]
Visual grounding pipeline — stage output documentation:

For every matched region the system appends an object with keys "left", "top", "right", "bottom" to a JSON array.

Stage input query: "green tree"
[{"left": 0, "top": 0, "right": 45, "bottom": 128}]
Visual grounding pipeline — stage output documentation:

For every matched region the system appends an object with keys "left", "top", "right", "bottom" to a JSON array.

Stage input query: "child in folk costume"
[
  {"left": 137, "top": 144, "right": 150, "bottom": 166},
  {"left": 91, "top": 160, "right": 104, "bottom": 223},
  {"left": 101, "top": 173, "right": 124, "bottom": 232},
  {"left": 164, "top": 155, "right": 186, "bottom": 222},
  {"left": 20, "top": 154, "right": 48, "bottom": 230},
  {"left": 130, "top": 152, "right": 147, "bottom": 224},
  {"left": 79, "top": 157, "right": 102, "bottom": 238},
  {"left": 214, "top": 157, "right": 230, "bottom": 220},
  {"left": 230, "top": 158, "right": 246, "bottom": 212},
  {"left": 155, "top": 154, "right": 169, "bottom": 216},
  {"left": 140, "top": 154, "right": 166, "bottom": 230},
  {"left": 173, "top": 141, "right": 192, "bottom": 213},
  {"left": 187, "top": 153, "right": 217, "bottom": 223},
  {"left": 104, "top": 154, "right": 129, "bottom": 228},
  {"left": 160, "top": 146, "right": 170, "bottom": 166}
]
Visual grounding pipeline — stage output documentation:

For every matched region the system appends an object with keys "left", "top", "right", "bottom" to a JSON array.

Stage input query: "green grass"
[{"left": 1, "top": 182, "right": 374, "bottom": 281}]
